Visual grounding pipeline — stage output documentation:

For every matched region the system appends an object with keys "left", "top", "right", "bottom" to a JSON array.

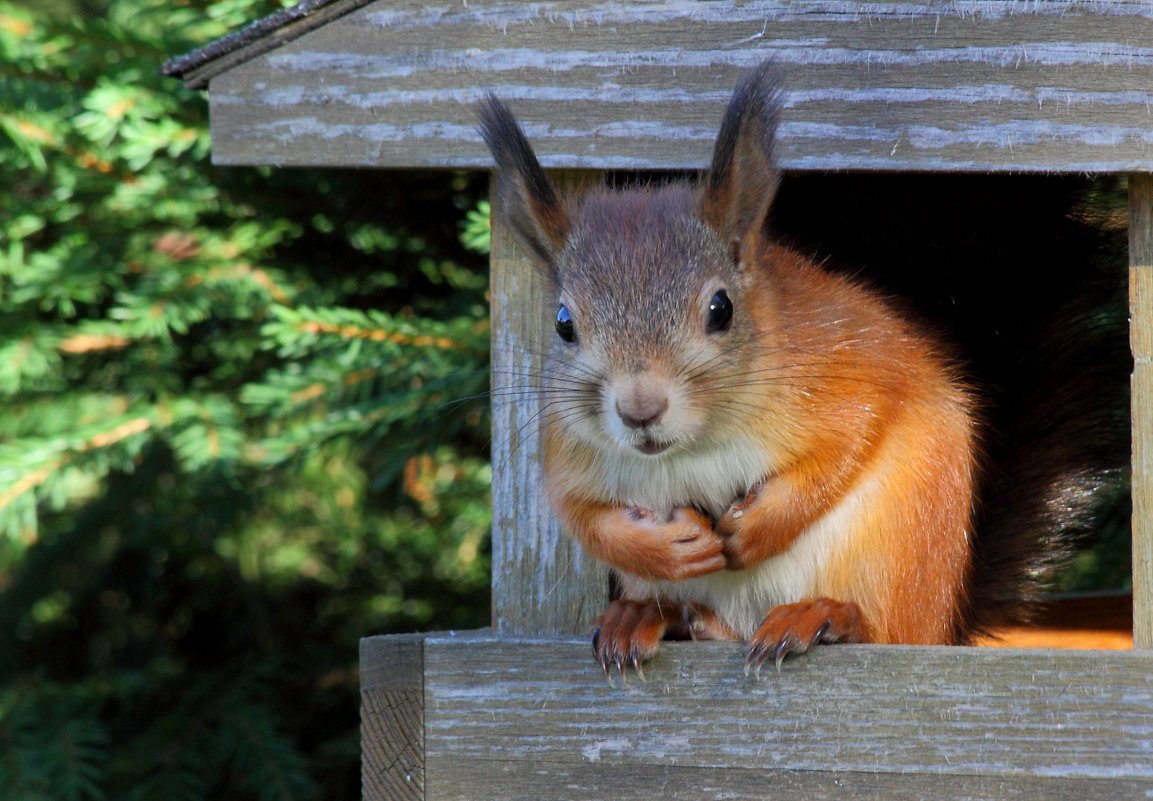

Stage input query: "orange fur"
[
  {"left": 740, "top": 246, "right": 977, "bottom": 645},
  {"left": 480, "top": 63, "right": 979, "bottom": 671},
  {"left": 550, "top": 496, "right": 725, "bottom": 582},
  {"left": 548, "top": 243, "right": 977, "bottom": 654}
]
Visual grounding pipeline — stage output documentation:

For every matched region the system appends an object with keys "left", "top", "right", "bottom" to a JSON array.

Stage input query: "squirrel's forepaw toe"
[
  {"left": 592, "top": 600, "right": 669, "bottom": 682},
  {"left": 744, "top": 598, "right": 866, "bottom": 675}
]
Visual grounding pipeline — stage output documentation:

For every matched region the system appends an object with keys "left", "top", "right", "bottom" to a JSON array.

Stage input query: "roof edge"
[{"left": 160, "top": 0, "right": 373, "bottom": 89}]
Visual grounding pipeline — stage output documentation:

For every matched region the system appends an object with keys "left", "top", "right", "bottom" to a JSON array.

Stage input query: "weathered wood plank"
[
  {"left": 206, "top": 0, "right": 1153, "bottom": 172},
  {"left": 1131, "top": 172, "right": 1153, "bottom": 650},
  {"left": 428, "top": 757, "right": 1153, "bottom": 801},
  {"left": 489, "top": 172, "right": 609, "bottom": 636},
  {"left": 360, "top": 634, "right": 426, "bottom": 801},
  {"left": 420, "top": 636, "right": 1153, "bottom": 785}
]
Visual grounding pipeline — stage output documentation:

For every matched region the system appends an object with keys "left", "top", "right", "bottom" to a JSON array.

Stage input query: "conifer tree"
[{"left": 1, "top": 1, "right": 492, "bottom": 797}]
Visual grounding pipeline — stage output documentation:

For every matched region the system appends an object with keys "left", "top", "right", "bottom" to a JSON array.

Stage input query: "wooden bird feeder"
[{"left": 165, "top": 3, "right": 1153, "bottom": 798}]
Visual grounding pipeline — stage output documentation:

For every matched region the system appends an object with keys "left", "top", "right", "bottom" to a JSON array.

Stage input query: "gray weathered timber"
[
  {"left": 360, "top": 634, "right": 425, "bottom": 800},
  {"left": 426, "top": 759, "right": 1152, "bottom": 801},
  {"left": 489, "top": 172, "right": 609, "bottom": 636},
  {"left": 204, "top": 0, "right": 1153, "bottom": 172},
  {"left": 361, "top": 633, "right": 1153, "bottom": 801},
  {"left": 1131, "top": 172, "right": 1153, "bottom": 650}
]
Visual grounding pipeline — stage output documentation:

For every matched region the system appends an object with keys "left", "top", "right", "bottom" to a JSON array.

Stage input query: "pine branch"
[
  {"left": 0, "top": 332, "right": 63, "bottom": 396},
  {"left": 222, "top": 701, "right": 318, "bottom": 801},
  {"left": 0, "top": 417, "right": 152, "bottom": 500},
  {"left": 56, "top": 334, "right": 132, "bottom": 355},
  {"left": 0, "top": 686, "right": 110, "bottom": 801},
  {"left": 263, "top": 305, "right": 486, "bottom": 359},
  {"left": 241, "top": 364, "right": 381, "bottom": 417},
  {"left": 164, "top": 396, "right": 245, "bottom": 472},
  {"left": 119, "top": 670, "right": 318, "bottom": 801},
  {"left": 0, "top": 416, "right": 152, "bottom": 539}
]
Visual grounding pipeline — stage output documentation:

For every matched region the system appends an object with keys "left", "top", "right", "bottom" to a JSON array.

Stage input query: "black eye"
[
  {"left": 555, "top": 304, "right": 576, "bottom": 343},
  {"left": 707, "top": 290, "right": 733, "bottom": 333}
]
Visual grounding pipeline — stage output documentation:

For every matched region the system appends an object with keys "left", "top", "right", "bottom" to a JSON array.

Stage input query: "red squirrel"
[{"left": 478, "top": 64, "right": 1003, "bottom": 673}]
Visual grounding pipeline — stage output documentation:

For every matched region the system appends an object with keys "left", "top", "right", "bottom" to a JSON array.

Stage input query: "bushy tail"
[{"left": 959, "top": 279, "right": 1130, "bottom": 642}]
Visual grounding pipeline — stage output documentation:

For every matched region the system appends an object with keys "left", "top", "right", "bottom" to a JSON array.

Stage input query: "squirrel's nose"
[{"left": 616, "top": 394, "right": 669, "bottom": 429}]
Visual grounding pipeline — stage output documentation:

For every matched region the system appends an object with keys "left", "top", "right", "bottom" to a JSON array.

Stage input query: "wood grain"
[
  {"left": 1131, "top": 173, "right": 1153, "bottom": 650},
  {"left": 429, "top": 757, "right": 1152, "bottom": 801},
  {"left": 489, "top": 172, "right": 609, "bottom": 636},
  {"left": 418, "top": 635, "right": 1153, "bottom": 797},
  {"left": 204, "top": 0, "right": 1153, "bottom": 173},
  {"left": 360, "top": 635, "right": 425, "bottom": 801}
]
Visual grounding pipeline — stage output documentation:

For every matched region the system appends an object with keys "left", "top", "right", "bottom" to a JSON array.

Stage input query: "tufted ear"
[
  {"left": 699, "top": 62, "right": 784, "bottom": 269},
  {"left": 476, "top": 95, "right": 570, "bottom": 281}
]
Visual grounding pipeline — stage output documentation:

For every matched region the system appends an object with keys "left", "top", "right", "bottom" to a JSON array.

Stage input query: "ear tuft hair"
[
  {"left": 700, "top": 62, "right": 784, "bottom": 266},
  {"left": 476, "top": 95, "right": 570, "bottom": 274}
]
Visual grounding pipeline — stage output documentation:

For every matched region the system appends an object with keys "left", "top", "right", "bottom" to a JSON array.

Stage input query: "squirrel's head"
[{"left": 478, "top": 63, "right": 783, "bottom": 459}]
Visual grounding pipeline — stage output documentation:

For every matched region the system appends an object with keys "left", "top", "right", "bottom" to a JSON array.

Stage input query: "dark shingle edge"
[{"left": 160, "top": 0, "right": 373, "bottom": 87}]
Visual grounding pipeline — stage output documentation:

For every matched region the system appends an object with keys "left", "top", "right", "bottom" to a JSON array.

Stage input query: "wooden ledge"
[{"left": 361, "top": 632, "right": 1153, "bottom": 801}]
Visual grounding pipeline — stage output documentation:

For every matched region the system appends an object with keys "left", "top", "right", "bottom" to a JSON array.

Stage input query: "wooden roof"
[
  {"left": 162, "top": 0, "right": 368, "bottom": 88},
  {"left": 165, "top": 0, "right": 1153, "bottom": 174}
]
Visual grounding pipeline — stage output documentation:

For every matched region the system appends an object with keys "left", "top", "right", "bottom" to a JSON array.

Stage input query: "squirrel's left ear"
[
  {"left": 699, "top": 62, "right": 783, "bottom": 268},
  {"left": 477, "top": 95, "right": 570, "bottom": 282}
]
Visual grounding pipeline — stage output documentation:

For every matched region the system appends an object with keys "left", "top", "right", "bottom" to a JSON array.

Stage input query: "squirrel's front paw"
[
  {"left": 745, "top": 598, "right": 867, "bottom": 674},
  {"left": 716, "top": 482, "right": 769, "bottom": 569},
  {"left": 592, "top": 600, "right": 672, "bottom": 679},
  {"left": 592, "top": 599, "right": 732, "bottom": 679},
  {"left": 610, "top": 506, "right": 725, "bottom": 581}
]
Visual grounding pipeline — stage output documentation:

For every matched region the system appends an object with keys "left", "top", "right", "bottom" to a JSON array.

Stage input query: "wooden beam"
[
  {"left": 206, "top": 0, "right": 1153, "bottom": 172},
  {"left": 489, "top": 171, "right": 609, "bottom": 636},
  {"left": 361, "top": 634, "right": 425, "bottom": 800},
  {"left": 426, "top": 759, "right": 1150, "bottom": 801},
  {"left": 1131, "top": 172, "right": 1153, "bottom": 650},
  {"left": 359, "top": 633, "right": 1153, "bottom": 801}
]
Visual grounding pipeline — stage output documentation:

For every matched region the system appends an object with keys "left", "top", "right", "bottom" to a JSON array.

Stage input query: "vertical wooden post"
[
  {"left": 1130, "top": 173, "right": 1153, "bottom": 650},
  {"left": 489, "top": 171, "right": 609, "bottom": 636}
]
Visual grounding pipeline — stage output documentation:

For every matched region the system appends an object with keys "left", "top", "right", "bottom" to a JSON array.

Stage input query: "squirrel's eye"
[
  {"left": 707, "top": 290, "right": 733, "bottom": 333},
  {"left": 555, "top": 304, "right": 576, "bottom": 343}
]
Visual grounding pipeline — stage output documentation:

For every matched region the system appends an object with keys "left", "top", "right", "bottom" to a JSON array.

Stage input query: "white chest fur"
[
  {"left": 592, "top": 434, "right": 773, "bottom": 521},
  {"left": 615, "top": 472, "right": 879, "bottom": 639}
]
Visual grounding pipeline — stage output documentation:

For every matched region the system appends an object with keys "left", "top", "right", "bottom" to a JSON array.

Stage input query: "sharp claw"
[
  {"left": 755, "top": 649, "right": 770, "bottom": 678},
  {"left": 743, "top": 644, "right": 760, "bottom": 677},
  {"left": 746, "top": 643, "right": 772, "bottom": 678},
  {"left": 591, "top": 627, "right": 602, "bottom": 659},
  {"left": 809, "top": 620, "right": 832, "bottom": 649},
  {"left": 599, "top": 644, "right": 619, "bottom": 685},
  {"left": 631, "top": 650, "right": 647, "bottom": 682},
  {"left": 773, "top": 633, "right": 799, "bottom": 671},
  {"left": 597, "top": 644, "right": 612, "bottom": 679}
]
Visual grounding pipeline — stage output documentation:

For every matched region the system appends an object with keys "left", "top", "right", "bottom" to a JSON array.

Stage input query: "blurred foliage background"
[
  {"left": 0, "top": 0, "right": 1132, "bottom": 799},
  {"left": 1, "top": 0, "right": 493, "bottom": 798}
]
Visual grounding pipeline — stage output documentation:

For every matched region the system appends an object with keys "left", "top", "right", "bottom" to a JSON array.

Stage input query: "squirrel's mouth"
[{"left": 635, "top": 437, "right": 671, "bottom": 456}]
